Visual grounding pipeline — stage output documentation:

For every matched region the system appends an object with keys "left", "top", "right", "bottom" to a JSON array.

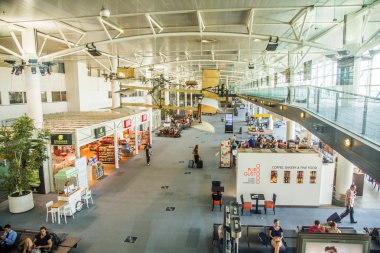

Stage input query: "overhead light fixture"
[
  {"left": 344, "top": 138, "right": 351, "bottom": 147},
  {"left": 338, "top": 50, "right": 350, "bottom": 56},
  {"left": 99, "top": 6, "right": 111, "bottom": 18},
  {"left": 266, "top": 36, "right": 279, "bottom": 51},
  {"left": 300, "top": 112, "right": 306, "bottom": 118},
  {"left": 200, "top": 39, "right": 217, "bottom": 44},
  {"left": 86, "top": 43, "right": 102, "bottom": 56}
]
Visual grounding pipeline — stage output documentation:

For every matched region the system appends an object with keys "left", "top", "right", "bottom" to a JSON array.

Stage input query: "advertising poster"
[
  {"left": 236, "top": 151, "right": 322, "bottom": 206},
  {"left": 304, "top": 242, "right": 363, "bottom": 253}
]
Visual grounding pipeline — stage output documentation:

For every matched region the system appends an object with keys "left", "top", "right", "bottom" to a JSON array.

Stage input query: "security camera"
[{"left": 100, "top": 7, "right": 110, "bottom": 18}]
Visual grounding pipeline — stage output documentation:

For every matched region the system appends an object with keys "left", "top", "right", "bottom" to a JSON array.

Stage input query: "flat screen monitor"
[
  {"left": 297, "top": 232, "right": 370, "bottom": 253},
  {"left": 225, "top": 113, "right": 233, "bottom": 133}
]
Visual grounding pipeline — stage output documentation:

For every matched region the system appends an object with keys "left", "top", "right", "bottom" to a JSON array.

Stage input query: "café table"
[
  {"left": 250, "top": 193, "right": 265, "bottom": 214},
  {"left": 51, "top": 200, "right": 68, "bottom": 224}
]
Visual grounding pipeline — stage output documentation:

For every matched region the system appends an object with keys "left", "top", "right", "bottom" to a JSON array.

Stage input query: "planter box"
[{"left": 8, "top": 191, "right": 34, "bottom": 213}]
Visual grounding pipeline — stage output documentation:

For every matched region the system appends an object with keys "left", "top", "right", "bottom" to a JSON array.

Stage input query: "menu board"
[{"left": 220, "top": 140, "right": 231, "bottom": 168}]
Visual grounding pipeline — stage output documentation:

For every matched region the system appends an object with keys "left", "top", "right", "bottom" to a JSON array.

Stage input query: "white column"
[
  {"left": 164, "top": 83, "right": 170, "bottom": 121},
  {"left": 286, "top": 120, "right": 296, "bottom": 141},
  {"left": 184, "top": 90, "right": 188, "bottom": 107},
  {"left": 114, "top": 128, "right": 119, "bottom": 169},
  {"left": 335, "top": 152, "right": 354, "bottom": 201},
  {"left": 22, "top": 28, "right": 43, "bottom": 128},
  {"left": 190, "top": 92, "right": 193, "bottom": 107},
  {"left": 268, "top": 114, "right": 274, "bottom": 130},
  {"left": 111, "top": 57, "right": 121, "bottom": 109},
  {"left": 176, "top": 84, "right": 180, "bottom": 114},
  {"left": 135, "top": 124, "right": 139, "bottom": 155}
]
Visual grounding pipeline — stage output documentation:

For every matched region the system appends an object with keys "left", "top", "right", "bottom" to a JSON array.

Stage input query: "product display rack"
[
  {"left": 92, "top": 162, "right": 105, "bottom": 180},
  {"left": 98, "top": 145, "right": 122, "bottom": 164},
  {"left": 220, "top": 140, "right": 231, "bottom": 168}
]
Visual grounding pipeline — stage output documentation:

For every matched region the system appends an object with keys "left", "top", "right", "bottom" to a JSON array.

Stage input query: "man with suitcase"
[{"left": 340, "top": 184, "right": 357, "bottom": 223}]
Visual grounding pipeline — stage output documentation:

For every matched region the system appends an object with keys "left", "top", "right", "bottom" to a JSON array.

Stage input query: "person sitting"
[
  {"left": 248, "top": 136, "right": 255, "bottom": 148},
  {"left": 308, "top": 220, "right": 326, "bottom": 233},
  {"left": 0, "top": 224, "right": 17, "bottom": 253},
  {"left": 326, "top": 221, "right": 341, "bottom": 233},
  {"left": 22, "top": 227, "right": 52, "bottom": 253},
  {"left": 268, "top": 219, "right": 284, "bottom": 253}
]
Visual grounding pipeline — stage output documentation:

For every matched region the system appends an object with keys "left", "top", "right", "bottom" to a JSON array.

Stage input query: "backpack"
[
  {"left": 258, "top": 232, "right": 270, "bottom": 247},
  {"left": 50, "top": 233, "right": 61, "bottom": 250}
]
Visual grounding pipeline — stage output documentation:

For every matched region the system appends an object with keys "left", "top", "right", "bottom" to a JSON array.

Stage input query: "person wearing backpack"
[
  {"left": 145, "top": 144, "right": 152, "bottom": 166},
  {"left": 22, "top": 227, "right": 52, "bottom": 253}
]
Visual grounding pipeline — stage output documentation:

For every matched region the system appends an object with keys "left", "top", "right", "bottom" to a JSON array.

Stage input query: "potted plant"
[{"left": 0, "top": 115, "right": 49, "bottom": 213}]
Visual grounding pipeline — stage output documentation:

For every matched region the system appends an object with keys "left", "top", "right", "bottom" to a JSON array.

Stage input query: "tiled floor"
[{"left": 0, "top": 109, "right": 379, "bottom": 253}]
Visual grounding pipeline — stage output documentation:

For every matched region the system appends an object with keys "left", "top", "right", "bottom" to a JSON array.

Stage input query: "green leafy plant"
[{"left": 0, "top": 115, "right": 49, "bottom": 196}]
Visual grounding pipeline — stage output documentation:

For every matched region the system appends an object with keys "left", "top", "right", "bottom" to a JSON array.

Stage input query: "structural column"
[
  {"left": 176, "top": 84, "right": 180, "bottom": 114},
  {"left": 190, "top": 92, "right": 193, "bottom": 107},
  {"left": 111, "top": 57, "right": 121, "bottom": 109},
  {"left": 113, "top": 128, "right": 119, "bottom": 169},
  {"left": 286, "top": 119, "right": 296, "bottom": 142},
  {"left": 22, "top": 28, "right": 43, "bottom": 128},
  {"left": 268, "top": 114, "right": 274, "bottom": 130},
  {"left": 135, "top": 124, "right": 139, "bottom": 155},
  {"left": 335, "top": 152, "right": 354, "bottom": 201},
  {"left": 164, "top": 83, "right": 170, "bottom": 121}
]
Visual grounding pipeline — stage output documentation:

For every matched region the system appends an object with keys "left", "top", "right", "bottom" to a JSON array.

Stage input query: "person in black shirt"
[
  {"left": 145, "top": 144, "right": 152, "bottom": 165},
  {"left": 22, "top": 227, "right": 52, "bottom": 253}
]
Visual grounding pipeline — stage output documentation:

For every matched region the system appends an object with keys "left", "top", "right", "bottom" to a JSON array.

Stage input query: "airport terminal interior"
[{"left": 0, "top": 1, "right": 380, "bottom": 253}]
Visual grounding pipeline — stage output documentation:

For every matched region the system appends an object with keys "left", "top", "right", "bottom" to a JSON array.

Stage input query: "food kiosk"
[{"left": 54, "top": 167, "right": 83, "bottom": 214}]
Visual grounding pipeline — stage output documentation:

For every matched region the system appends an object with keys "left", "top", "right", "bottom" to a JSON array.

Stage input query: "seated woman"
[
  {"left": 22, "top": 227, "right": 52, "bottom": 253},
  {"left": 268, "top": 219, "right": 284, "bottom": 253},
  {"left": 326, "top": 221, "right": 341, "bottom": 233}
]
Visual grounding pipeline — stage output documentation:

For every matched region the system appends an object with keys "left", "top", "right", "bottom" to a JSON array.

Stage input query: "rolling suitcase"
[
  {"left": 326, "top": 212, "right": 341, "bottom": 223},
  {"left": 197, "top": 160, "right": 203, "bottom": 169},
  {"left": 188, "top": 160, "right": 194, "bottom": 168}
]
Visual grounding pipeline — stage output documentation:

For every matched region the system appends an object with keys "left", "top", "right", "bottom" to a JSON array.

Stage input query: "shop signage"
[
  {"left": 124, "top": 119, "right": 132, "bottom": 128},
  {"left": 243, "top": 164, "right": 261, "bottom": 184},
  {"left": 141, "top": 114, "right": 148, "bottom": 122},
  {"left": 50, "top": 134, "right": 73, "bottom": 145},
  {"left": 94, "top": 126, "right": 106, "bottom": 138}
]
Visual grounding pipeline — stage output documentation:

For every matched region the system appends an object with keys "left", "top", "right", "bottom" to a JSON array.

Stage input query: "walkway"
[{"left": 0, "top": 109, "right": 379, "bottom": 253}]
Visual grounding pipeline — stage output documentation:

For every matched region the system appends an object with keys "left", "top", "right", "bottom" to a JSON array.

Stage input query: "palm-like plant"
[{"left": 0, "top": 115, "right": 49, "bottom": 196}]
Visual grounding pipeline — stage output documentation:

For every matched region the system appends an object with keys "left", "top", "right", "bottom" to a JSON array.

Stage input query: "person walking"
[
  {"left": 340, "top": 184, "right": 357, "bottom": 223},
  {"left": 192, "top": 144, "right": 200, "bottom": 166},
  {"left": 145, "top": 143, "right": 152, "bottom": 166}
]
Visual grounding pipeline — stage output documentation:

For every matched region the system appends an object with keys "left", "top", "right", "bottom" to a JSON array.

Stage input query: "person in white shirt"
[{"left": 340, "top": 184, "right": 357, "bottom": 223}]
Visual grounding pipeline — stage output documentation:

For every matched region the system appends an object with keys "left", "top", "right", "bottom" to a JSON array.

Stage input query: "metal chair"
[
  {"left": 212, "top": 194, "right": 222, "bottom": 211},
  {"left": 82, "top": 189, "right": 94, "bottom": 208},
  {"left": 264, "top": 193, "right": 277, "bottom": 214},
  {"left": 240, "top": 194, "right": 252, "bottom": 216},
  {"left": 46, "top": 201, "right": 58, "bottom": 223},
  {"left": 62, "top": 204, "right": 75, "bottom": 224}
]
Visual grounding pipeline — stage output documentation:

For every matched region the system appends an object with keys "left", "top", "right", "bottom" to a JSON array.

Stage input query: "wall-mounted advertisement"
[
  {"left": 236, "top": 151, "right": 323, "bottom": 206},
  {"left": 225, "top": 113, "right": 233, "bottom": 133}
]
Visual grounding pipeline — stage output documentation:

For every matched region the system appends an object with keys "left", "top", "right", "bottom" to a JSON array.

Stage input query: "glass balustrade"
[{"left": 240, "top": 86, "right": 380, "bottom": 144}]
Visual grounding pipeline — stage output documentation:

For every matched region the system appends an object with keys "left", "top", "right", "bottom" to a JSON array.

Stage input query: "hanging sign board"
[
  {"left": 142, "top": 114, "right": 148, "bottom": 122},
  {"left": 124, "top": 119, "right": 132, "bottom": 128},
  {"left": 94, "top": 126, "right": 106, "bottom": 139},
  {"left": 50, "top": 134, "right": 73, "bottom": 145}
]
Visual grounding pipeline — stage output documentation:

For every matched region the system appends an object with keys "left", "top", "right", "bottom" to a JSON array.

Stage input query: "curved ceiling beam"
[{"left": 39, "top": 31, "right": 341, "bottom": 61}]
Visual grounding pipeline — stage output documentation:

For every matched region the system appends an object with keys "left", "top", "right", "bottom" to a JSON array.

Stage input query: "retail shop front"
[
  {"left": 236, "top": 148, "right": 335, "bottom": 207},
  {"left": 46, "top": 110, "right": 151, "bottom": 192}
]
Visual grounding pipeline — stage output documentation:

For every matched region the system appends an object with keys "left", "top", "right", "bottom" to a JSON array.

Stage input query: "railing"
[{"left": 239, "top": 86, "right": 380, "bottom": 144}]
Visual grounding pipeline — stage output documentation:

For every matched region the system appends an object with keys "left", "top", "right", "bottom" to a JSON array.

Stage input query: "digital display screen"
[
  {"left": 225, "top": 114, "right": 233, "bottom": 126},
  {"left": 304, "top": 242, "right": 363, "bottom": 253}
]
